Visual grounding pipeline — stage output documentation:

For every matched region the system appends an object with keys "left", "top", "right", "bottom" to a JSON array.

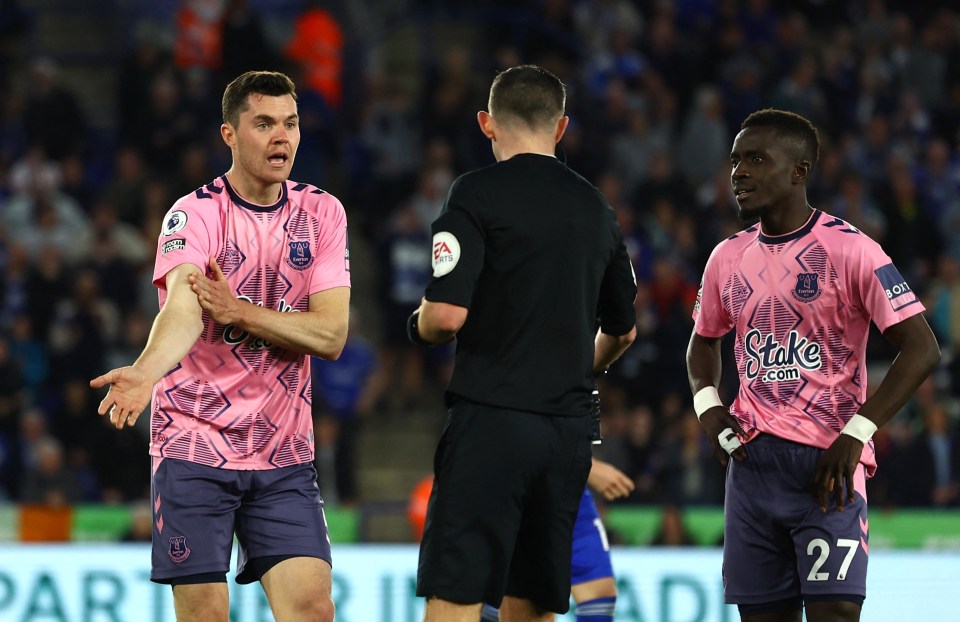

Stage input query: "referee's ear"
[
  {"left": 477, "top": 110, "right": 496, "bottom": 141},
  {"left": 554, "top": 116, "right": 569, "bottom": 144}
]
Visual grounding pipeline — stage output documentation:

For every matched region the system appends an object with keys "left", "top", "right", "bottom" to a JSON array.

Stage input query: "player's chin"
[{"left": 736, "top": 203, "right": 761, "bottom": 223}]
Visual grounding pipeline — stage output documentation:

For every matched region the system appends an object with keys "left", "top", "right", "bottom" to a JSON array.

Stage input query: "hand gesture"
[
  {"left": 812, "top": 434, "right": 863, "bottom": 512},
  {"left": 588, "top": 460, "right": 635, "bottom": 501},
  {"left": 90, "top": 366, "right": 152, "bottom": 430},
  {"left": 190, "top": 257, "right": 241, "bottom": 325},
  {"left": 699, "top": 406, "right": 748, "bottom": 466}
]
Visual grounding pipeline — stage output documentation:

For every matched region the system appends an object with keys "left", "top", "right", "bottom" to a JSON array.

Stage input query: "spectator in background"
[
  {"left": 312, "top": 312, "right": 381, "bottom": 507},
  {"left": 3, "top": 149, "right": 92, "bottom": 263},
  {"left": 649, "top": 504, "right": 696, "bottom": 546},
  {"left": 22, "top": 58, "right": 86, "bottom": 160},
  {"left": 218, "top": 0, "right": 278, "bottom": 91},
  {"left": 174, "top": 0, "right": 222, "bottom": 72},
  {"left": 20, "top": 435, "right": 79, "bottom": 506},
  {"left": 900, "top": 401, "right": 960, "bottom": 507},
  {"left": 285, "top": 0, "right": 344, "bottom": 110}
]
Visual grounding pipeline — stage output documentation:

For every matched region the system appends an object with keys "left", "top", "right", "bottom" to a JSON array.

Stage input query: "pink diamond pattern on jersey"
[{"left": 150, "top": 177, "right": 351, "bottom": 470}]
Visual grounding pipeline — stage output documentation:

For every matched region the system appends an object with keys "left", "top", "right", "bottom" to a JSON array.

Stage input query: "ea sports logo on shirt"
[
  {"left": 433, "top": 231, "right": 460, "bottom": 277},
  {"left": 285, "top": 240, "right": 314, "bottom": 270},
  {"left": 791, "top": 272, "right": 822, "bottom": 303}
]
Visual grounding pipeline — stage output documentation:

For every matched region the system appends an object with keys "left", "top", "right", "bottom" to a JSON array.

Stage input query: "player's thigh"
[
  {"left": 234, "top": 463, "right": 332, "bottom": 584},
  {"left": 260, "top": 557, "right": 335, "bottom": 622},
  {"left": 151, "top": 458, "right": 242, "bottom": 583},
  {"left": 570, "top": 491, "right": 614, "bottom": 586},
  {"left": 804, "top": 599, "right": 862, "bottom": 622},
  {"left": 723, "top": 455, "right": 803, "bottom": 603},
  {"left": 172, "top": 583, "right": 230, "bottom": 622},
  {"left": 792, "top": 471, "right": 869, "bottom": 601}
]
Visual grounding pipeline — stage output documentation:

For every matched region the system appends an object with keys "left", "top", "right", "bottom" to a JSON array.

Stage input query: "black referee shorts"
[{"left": 416, "top": 400, "right": 593, "bottom": 613}]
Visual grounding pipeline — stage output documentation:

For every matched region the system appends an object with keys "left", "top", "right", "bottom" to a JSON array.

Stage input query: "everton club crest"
[
  {"left": 168, "top": 535, "right": 191, "bottom": 563},
  {"left": 285, "top": 240, "right": 314, "bottom": 270},
  {"left": 791, "top": 272, "right": 822, "bottom": 303}
]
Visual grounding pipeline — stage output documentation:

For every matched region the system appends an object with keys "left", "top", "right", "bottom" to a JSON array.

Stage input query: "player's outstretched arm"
[
  {"left": 90, "top": 263, "right": 205, "bottom": 430},
  {"left": 813, "top": 314, "right": 940, "bottom": 512},
  {"left": 686, "top": 329, "right": 747, "bottom": 466},
  {"left": 191, "top": 257, "right": 351, "bottom": 360},
  {"left": 588, "top": 457, "right": 635, "bottom": 501}
]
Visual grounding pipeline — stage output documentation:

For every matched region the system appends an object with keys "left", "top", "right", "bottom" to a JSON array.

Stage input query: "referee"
[{"left": 407, "top": 65, "right": 638, "bottom": 622}]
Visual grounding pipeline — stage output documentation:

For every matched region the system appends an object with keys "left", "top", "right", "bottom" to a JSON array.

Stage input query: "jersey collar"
[
  {"left": 221, "top": 175, "right": 288, "bottom": 212},
  {"left": 757, "top": 209, "right": 821, "bottom": 244}
]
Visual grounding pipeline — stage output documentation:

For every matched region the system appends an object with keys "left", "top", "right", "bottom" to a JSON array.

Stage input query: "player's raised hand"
[
  {"left": 190, "top": 256, "right": 242, "bottom": 325},
  {"left": 699, "top": 406, "right": 748, "bottom": 466},
  {"left": 588, "top": 459, "right": 635, "bottom": 501},
  {"left": 812, "top": 435, "right": 862, "bottom": 512},
  {"left": 90, "top": 366, "right": 152, "bottom": 430}
]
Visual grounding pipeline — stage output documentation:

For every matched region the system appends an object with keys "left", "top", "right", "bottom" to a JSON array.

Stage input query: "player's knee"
[{"left": 283, "top": 593, "right": 334, "bottom": 622}]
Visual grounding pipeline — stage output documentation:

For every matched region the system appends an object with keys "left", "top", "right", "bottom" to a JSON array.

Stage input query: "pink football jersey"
[
  {"left": 693, "top": 210, "right": 924, "bottom": 477},
  {"left": 151, "top": 176, "right": 350, "bottom": 469}
]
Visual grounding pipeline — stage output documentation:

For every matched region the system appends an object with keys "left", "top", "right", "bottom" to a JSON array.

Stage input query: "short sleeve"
[
  {"left": 424, "top": 178, "right": 485, "bottom": 308},
  {"left": 693, "top": 245, "right": 734, "bottom": 338},
  {"left": 597, "top": 228, "right": 637, "bottom": 336},
  {"left": 309, "top": 195, "right": 352, "bottom": 294},
  {"left": 853, "top": 241, "right": 925, "bottom": 332},
  {"left": 152, "top": 196, "right": 218, "bottom": 289}
]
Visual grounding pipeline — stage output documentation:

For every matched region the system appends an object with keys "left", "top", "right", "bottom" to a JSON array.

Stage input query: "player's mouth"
[
  {"left": 267, "top": 152, "right": 289, "bottom": 168},
  {"left": 734, "top": 187, "right": 754, "bottom": 202}
]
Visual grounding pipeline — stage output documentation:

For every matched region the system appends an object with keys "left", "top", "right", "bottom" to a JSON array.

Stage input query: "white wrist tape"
[
  {"left": 841, "top": 414, "right": 878, "bottom": 443},
  {"left": 693, "top": 386, "right": 723, "bottom": 420},
  {"left": 718, "top": 427, "right": 743, "bottom": 454}
]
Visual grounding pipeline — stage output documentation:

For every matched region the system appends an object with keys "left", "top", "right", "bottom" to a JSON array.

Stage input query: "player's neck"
[
  {"left": 760, "top": 202, "right": 814, "bottom": 236},
  {"left": 224, "top": 169, "right": 283, "bottom": 206}
]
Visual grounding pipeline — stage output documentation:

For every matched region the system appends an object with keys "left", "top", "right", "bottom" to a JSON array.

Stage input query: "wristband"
[
  {"left": 406, "top": 310, "right": 432, "bottom": 347},
  {"left": 840, "top": 414, "right": 878, "bottom": 443},
  {"left": 693, "top": 386, "right": 723, "bottom": 420}
]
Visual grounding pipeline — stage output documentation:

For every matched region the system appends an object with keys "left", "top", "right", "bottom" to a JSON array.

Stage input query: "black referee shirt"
[{"left": 425, "top": 153, "right": 637, "bottom": 417}]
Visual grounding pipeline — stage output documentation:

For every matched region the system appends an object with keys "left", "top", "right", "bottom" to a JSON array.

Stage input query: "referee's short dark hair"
[
  {"left": 742, "top": 108, "right": 820, "bottom": 168},
  {"left": 488, "top": 65, "right": 566, "bottom": 131}
]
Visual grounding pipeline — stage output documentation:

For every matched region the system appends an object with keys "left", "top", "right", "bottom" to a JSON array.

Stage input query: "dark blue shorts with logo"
[
  {"left": 150, "top": 457, "right": 331, "bottom": 585},
  {"left": 723, "top": 434, "right": 869, "bottom": 605}
]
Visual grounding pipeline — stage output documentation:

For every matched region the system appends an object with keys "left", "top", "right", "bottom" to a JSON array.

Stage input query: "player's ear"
[
  {"left": 793, "top": 159, "right": 811, "bottom": 184},
  {"left": 221, "top": 123, "right": 235, "bottom": 148},
  {"left": 477, "top": 111, "right": 496, "bottom": 141}
]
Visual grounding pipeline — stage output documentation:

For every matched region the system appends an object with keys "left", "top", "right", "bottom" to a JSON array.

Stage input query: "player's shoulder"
[
  {"left": 811, "top": 211, "right": 885, "bottom": 255},
  {"left": 285, "top": 179, "right": 345, "bottom": 212},
  {"left": 174, "top": 177, "right": 229, "bottom": 209},
  {"left": 715, "top": 222, "right": 761, "bottom": 253}
]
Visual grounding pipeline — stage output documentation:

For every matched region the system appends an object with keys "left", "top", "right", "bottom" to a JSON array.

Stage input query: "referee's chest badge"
[{"left": 433, "top": 231, "right": 460, "bottom": 277}]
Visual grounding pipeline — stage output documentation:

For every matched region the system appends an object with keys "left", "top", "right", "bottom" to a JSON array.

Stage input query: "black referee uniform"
[{"left": 415, "top": 153, "right": 637, "bottom": 611}]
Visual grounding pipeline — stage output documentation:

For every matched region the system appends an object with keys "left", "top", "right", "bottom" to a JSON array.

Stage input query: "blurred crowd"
[{"left": 1, "top": 0, "right": 960, "bottom": 519}]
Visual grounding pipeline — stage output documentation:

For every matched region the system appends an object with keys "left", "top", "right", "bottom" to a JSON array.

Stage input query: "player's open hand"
[
  {"left": 588, "top": 460, "right": 635, "bottom": 501},
  {"left": 812, "top": 435, "right": 862, "bottom": 512},
  {"left": 190, "top": 256, "right": 242, "bottom": 325},
  {"left": 699, "top": 406, "right": 748, "bottom": 466},
  {"left": 90, "top": 366, "right": 152, "bottom": 430}
]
